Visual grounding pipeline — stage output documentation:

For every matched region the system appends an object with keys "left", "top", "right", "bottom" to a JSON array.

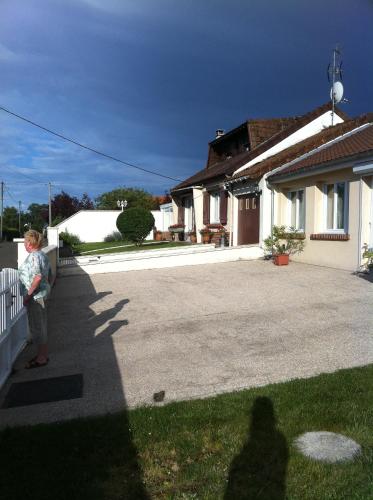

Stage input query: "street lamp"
[{"left": 117, "top": 200, "right": 128, "bottom": 212}]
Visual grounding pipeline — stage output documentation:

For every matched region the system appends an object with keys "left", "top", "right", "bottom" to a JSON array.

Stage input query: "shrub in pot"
[{"left": 263, "top": 225, "right": 305, "bottom": 265}]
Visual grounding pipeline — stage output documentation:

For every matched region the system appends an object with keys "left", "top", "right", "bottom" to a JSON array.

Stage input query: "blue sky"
[{"left": 1, "top": 0, "right": 373, "bottom": 209}]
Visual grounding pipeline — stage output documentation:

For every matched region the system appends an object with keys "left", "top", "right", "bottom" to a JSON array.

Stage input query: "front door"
[{"left": 237, "top": 194, "right": 260, "bottom": 245}]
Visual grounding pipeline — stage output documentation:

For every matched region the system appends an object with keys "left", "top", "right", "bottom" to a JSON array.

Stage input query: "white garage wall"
[{"left": 56, "top": 210, "right": 168, "bottom": 243}]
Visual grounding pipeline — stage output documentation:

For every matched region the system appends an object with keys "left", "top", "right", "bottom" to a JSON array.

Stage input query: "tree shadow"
[{"left": 224, "top": 397, "right": 288, "bottom": 500}]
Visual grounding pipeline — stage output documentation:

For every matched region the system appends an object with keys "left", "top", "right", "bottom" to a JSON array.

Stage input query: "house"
[
  {"left": 171, "top": 103, "right": 347, "bottom": 246},
  {"left": 264, "top": 114, "right": 373, "bottom": 270}
]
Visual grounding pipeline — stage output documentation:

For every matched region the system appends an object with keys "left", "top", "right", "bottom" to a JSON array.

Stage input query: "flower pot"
[
  {"left": 190, "top": 234, "right": 197, "bottom": 243},
  {"left": 154, "top": 231, "right": 163, "bottom": 241},
  {"left": 274, "top": 254, "right": 289, "bottom": 266},
  {"left": 201, "top": 233, "right": 212, "bottom": 244}
]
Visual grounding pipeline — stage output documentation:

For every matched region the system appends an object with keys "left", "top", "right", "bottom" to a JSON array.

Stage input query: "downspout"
[
  {"left": 229, "top": 189, "right": 234, "bottom": 247},
  {"left": 271, "top": 186, "right": 274, "bottom": 238},
  {"left": 357, "top": 176, "right": 363, "bottom": 271}
]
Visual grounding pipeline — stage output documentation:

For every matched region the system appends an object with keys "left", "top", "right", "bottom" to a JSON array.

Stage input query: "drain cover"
[
  {"left": 2, "top": 374, "right": 83, "bottom": 408},
  {"left": 295, "top": 431, "right": 361, "bottom": 463}
]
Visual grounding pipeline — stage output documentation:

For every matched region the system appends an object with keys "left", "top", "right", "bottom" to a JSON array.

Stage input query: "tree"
[
  {"left": 52, "top": 191, "right": 81, "bottom": 220},
  {"left": 3, "top": 206, "right": 19, "bottom": 229},
  {"left": 25, "top": 203, "right": 49, "bottom": 232},
  {"left": 95, "top": 187, "right": 157, "bottom": 211},
  {"left": 80, "top": 192, "right": 94, "bottom": 210},
  {"left": 116, "top": 207, "right": 155, "bottom": 246}
]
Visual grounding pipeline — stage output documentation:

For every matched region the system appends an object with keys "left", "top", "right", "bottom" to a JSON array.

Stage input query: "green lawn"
[
  {"left": 1, "top": 365, "right": 372, "bottom": 499},
  {"left": 74, "top": 241, "right": 190, "bottom": 256}
]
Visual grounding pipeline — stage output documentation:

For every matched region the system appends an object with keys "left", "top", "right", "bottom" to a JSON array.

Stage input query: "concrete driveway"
[{"left": 1, "top": 260, "right": 373, "bottom": 427}]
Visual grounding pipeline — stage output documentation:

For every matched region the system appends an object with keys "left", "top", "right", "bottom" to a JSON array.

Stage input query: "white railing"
[{"left": 0, "top": 268, "right": 28, "bottom": 389}]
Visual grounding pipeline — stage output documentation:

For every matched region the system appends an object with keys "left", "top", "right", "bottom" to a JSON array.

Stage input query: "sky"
[{"left": 1, "top": 0, "right": 373, "bottom": 209}]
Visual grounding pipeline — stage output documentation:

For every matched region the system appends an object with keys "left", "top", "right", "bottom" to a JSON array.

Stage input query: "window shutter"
[
  {"left": 203, "top": 192, "right": 210, "bottom": 225},
  {"left": 219, "top": 189, "right": 228, "bottom": 225}
]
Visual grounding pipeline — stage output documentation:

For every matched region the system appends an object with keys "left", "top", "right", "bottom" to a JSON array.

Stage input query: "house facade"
[
  {"left": 171, "top": 103, "right": 347, "bottom": 246},
  {"left": 266, "top": 117, "right": 373, "bottom": 270}
]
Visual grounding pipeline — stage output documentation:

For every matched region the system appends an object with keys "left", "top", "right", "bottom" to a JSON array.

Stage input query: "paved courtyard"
[{"left": 1, "top": 259, "right": 373, "bottom": 427}]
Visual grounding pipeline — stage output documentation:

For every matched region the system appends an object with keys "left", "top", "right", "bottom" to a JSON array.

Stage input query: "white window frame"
[
  {"left": 287, "top": 189, "right": 305, "bottom": 231},
  {"left": 323, "top": 181, "right": 349, "bottom": 233},
  {"left": 210, "top": 192, "right": 220, "bottom": 223}
]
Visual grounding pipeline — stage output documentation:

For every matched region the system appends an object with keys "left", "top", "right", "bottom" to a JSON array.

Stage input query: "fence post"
[
  {"left": 47, "top": 227, "right": 60, "bottom": 261},
  {"left": 14, "top": 238, "right": 27, "bottom": 268}
]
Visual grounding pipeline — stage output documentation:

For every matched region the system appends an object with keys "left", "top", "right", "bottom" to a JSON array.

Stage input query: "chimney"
[{"left": 215, "top": 129, "right": 225, "bottom": 139}]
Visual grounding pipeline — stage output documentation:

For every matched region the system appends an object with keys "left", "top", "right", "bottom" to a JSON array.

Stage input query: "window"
[
  {"left": 288, "top": 189, "right": 305, "bottom": 230},
  {"left": 210, "top": 192, "right": 220, "bottom": 223},
  {"left": 324, "top": 182, "right": 348, "bottom": 231}
]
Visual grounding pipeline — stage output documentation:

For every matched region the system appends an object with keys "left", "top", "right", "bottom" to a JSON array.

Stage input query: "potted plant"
[
  {"left": 263, "top": 225, "right": 305, "bottom": 265},
  {"left": 199, "top": 227, "right": 213, "bottom": 244},
  {"left": 154, "top": 228, "right": 163, "bottom": 241},
  {"left": 189, "top": 230, "right": 197, "bottom": 243},
  {"left": 168, "top": 223, "right": 185, "bottom": 233},
  {"left": 168, "top": 223, "right": 185, "bottom": 241}
]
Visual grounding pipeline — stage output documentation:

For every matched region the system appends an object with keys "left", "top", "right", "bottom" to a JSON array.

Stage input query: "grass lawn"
[
  {"left": 1, "top": 365, "right": 372, "bottom": 499},
  {"left": 73, "top": 241, "right": 190, "bottom": 256}
]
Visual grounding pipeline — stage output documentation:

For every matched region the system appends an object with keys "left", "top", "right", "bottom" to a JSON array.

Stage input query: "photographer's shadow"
[{"left": 224, "top": 397, "right": 288, "bottom": 500}]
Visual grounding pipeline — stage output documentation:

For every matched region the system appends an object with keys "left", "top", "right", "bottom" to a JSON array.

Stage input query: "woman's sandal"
[{"left": 25, "top": 357, "right": 49, "bottom": 369}]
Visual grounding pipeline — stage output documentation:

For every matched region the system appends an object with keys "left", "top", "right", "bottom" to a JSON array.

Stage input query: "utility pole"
[
  {"left": 18, "top": 200, "right": 21, "bottom": 234},
  {"left": 48, "top": 182, "right": 52, "bottom": 227},
  {"left": 0, "top": 181, "right": 3, "bottom": 241}
]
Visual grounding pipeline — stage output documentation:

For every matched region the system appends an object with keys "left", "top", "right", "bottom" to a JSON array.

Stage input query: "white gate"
[{"left": 0, "top": 268, "right": 28, "bottom": 389}]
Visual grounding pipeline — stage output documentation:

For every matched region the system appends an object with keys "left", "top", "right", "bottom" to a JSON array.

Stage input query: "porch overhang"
[{"left": 224, "top": 176, "right": 261, "bottom": 196}]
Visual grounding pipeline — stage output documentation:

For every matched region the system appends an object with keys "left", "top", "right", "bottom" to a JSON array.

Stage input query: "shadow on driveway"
[{"left": 0, "top": 271, "right": 150, "bottom": 499}]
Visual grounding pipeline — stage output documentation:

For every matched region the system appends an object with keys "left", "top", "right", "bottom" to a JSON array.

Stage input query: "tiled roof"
[
  {"left": 171, "top": 102, "right": 348, "bottom": 192},
  {"left": 233, "top": 114, "right": 373, "bottom": 182},
  {"left": 268, "top": 121, "right": 373, "bottom": 181}
]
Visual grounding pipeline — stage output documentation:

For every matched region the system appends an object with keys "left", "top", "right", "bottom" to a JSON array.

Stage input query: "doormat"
[{"left": 1, "top": 374, "right": 83, "bottom": 409}]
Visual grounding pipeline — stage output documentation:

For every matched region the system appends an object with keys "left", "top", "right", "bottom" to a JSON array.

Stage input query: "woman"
[{"left": 19, "top": 230, "right": 51, "bottom": 369}]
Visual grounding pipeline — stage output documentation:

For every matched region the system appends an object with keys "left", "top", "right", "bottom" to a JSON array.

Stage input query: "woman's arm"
[{"left": 23, "top": 274, "right": 42, "bottom": 305}]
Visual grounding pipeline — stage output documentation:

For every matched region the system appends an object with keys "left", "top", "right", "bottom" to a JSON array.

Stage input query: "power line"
[{"left": 0, "top": 104, "right": 182, "bottom": 183}]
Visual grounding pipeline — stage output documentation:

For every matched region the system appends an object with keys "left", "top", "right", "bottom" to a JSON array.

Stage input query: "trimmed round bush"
[{"left": 116, "top": 207, "right": 155, "bottom": 245}]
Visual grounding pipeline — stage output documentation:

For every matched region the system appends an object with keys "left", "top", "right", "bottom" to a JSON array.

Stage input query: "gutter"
[{"left": 267, "top": 149, "right": 373, "bottom": 185}]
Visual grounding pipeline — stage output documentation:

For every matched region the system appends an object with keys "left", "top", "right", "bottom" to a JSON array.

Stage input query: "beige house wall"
[{"left": 273, "top": 166, "right": 371, "bottom": 271}]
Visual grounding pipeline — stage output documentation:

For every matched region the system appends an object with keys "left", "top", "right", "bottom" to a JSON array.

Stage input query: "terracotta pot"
[
  {"left": 201, "top": 233, "right": 212, "bottom": 244},
  {"left": 190, "top": 234, "right": 197, "bottom": 243},
  {"left": 155, "top": 232, "right": 163, "bottom": 241},
  {"left": 274, "top": 254, "right": 289, "bottom": 266}
]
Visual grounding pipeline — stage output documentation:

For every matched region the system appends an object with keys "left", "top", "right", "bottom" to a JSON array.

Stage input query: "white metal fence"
[{"left": 0, "top": 268, "right": 28, "bottom": 389}]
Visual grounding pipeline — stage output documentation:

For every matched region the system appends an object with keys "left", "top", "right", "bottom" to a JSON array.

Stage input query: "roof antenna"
[{"left": 327, "top": 44, "right": 347, "bottom": 125}]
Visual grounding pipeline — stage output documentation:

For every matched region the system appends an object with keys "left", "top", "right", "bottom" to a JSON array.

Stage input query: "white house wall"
[
  {"left": 56, "top": 210, "right": 163, "bottom": 243},
  {"left": 234, "top": 111, "right": 344, "bottom": 176}
]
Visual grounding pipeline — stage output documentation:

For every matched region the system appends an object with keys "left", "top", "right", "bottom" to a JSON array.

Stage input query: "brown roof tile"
[
  {"left": 269, "top": 121, "right": 373, "bottom": 180},
  {"left": 233, "top": 114, "right": 373, "bottom": 182},
  {"left": 172, "top": 102, "right": 348, "bottom": 192}
]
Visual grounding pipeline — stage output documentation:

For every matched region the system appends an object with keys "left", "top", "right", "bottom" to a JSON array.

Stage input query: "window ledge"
[{"left": 310, "top": 233, "right": 350, "bottom": 241}]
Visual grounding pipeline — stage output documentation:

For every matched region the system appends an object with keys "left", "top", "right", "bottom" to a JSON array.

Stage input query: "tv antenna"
[{"left": 327, "top": 45, "right": 347, "bottom": 125}]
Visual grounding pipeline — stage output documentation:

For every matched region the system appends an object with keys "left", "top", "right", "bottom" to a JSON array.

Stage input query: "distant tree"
[
  {"left": 25, "top": 203, "right": 49, "bottom": 232},
  {"left": 3, "top": 206, "right": 19, "bottom": 229},
  {"left": 52, "top": 191, "right": 81, "bottom": 220},
  {"left": 95, "top": 187, "right": 157, "bottom": 211},
  {"left": 116, "top": 207, "right": 155, "bottom": 246},
  {"left": 79, "top": 192, "right": 94, "bottom": 210}
]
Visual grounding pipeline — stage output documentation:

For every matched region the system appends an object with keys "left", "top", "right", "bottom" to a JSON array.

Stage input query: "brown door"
[{"left": 237, "top": 194, "right": 260, "bottom": 245}]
